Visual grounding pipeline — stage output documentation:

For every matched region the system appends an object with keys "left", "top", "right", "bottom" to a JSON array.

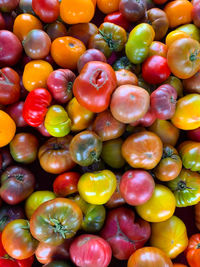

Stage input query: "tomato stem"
[
  {"left": 99, "top": 29, "right": 118, "bottom": 51},
  {"left": 67, "top": 81, "right": 73, "bottom": 92},
  {"left": 0, "top": 215, "right": 8, "bottom": 225},
  {"left": 15, "top": 174, "right": 24, "bottom": 181},
  {"left": 49, "top": 218, "right": 74, "bottom": 239}
]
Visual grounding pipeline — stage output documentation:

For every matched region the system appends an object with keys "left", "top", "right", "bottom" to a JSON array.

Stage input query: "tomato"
[
  {"left": 167, "top": 169, "right": 200, "bottom": 207},
  {"left": 171, "top": 94, "right": 200, "bottom": 130},
  {"left": 6, "top": 101, "right": 27, "bottom": 128},
  {"left": 78, "top": 170, "right": 117, "bottom": 205},
  {"left": 110, "top": 85, "right": 150, "bottom": 123},
  {"left": 186, "top": 233, "right": 200, "bottom": 267},
  {"left": 192, "top": 2, "right": 200, "bottom": 28},
  {"left": 0, "top": 0, "right": 19, "bottom": 12},
  {"left": 9, "top": 133, "right": 38, "bottom": 164},
  {"left": 115, "top": 69, "right": 138, "bottom": 87},
  {"left": 67, "top": 97, "right": 94, "bottom": 132},
  {"left": 164, "top": 0, "right": 193, "bottom": 28},
  {"left": 32, "top": 0, "right": 59, "bottom": 23},
  {"left": 23, "top": 88, "right": 52, "bottom": 127},
  {"left": 149, "top": 41, "right": 168, "bottom": 58},
  {"left": 25, "top": 191, "right": 56, "bottom": 219},
  {"left": 167, "top": 38, "right": 200, "bottom": 79},
  {"left": 0, "top": 111, "right": 16, "bottom": 148},
  {"left": 70, "top": 234, "right": 112, "bottom": 267},
  {"left": 173, "top": 265, "right": 187, "bottom": 267},
  {"left": 136, "top": 184, "right": 176, "bottom": 222},
  {"left": 104, "top": 11, "right": 130, "bottom": 30},
  {"left": 119, "top": 0, "right": 146, "bottom": 22},
  {"left": 2, "top": 219, "right": 38, "bottom": 260},
  {"left": 53, "top": 172, "right": 80, "bottom": 197},
  {"left": 60, "top": 0, "right": 95, "bottom": 24},
  {"left": 101, "top": 207, "right": 151, "bottom": 260},
  {"left": 183, "top": 70, "right": 200, "bottom": 94},
  {"left": 187, "top": 128, "right": 200, "bottom": 142},
  {"left": 164, "top": 76, "right": 183, "bottom": 98},
  {"left": 128, "top": 247, "right": 173, "bottom": 267},
  {"left": 112, "top": 56, "right": 138, "bottom": 72},
  {"left": 0, "top": 148, "right": 13, "bottom": 173},
  {"left": 165, "top": 30, "right": 191, "bottom": 48},
  {"left": 150, "top": 216, "right": 188, "bottom": 259},
  {"left": 0, "top": 166, "right": 35, "bottom": 205},
  {"left": 126, "top": 23, "right": 155, "bottom": 64},
  {"left": 195, "top": 202, "right": 200, "bottom": 230},
  {"left": 176, "top": 24, "right": 200, "bottom": 42},
  {"left": 122, "top": 131, "right": 163, "bottom": 170},
  {"left": 130, "top": 107, "right": 157, "bottom": 128},
  {"left": 73, "top": 61, "right": 117, "bottom": 113},
  {"left": 43, "top": 261, "right": 72, "bottom": 267},
  {"left": 120, "top": 170, "right": 155, "bottom": 206},
  {"left": 46, "top": 21, "right": 68, "bottom": 41},
  {"left": 38, "top": 136, "right": 76, "bottom": 174},
  {"left": 178, "top": 141, "right": 200, "bottom": 172},
  {"left": 155, "top": 145, "right": 182, "bottom": 181},
  {"left": 146, "top": 8, "right": 169, "bottom": 40},
  {"left": 30, "top": 198, "right": 82, "bottom": 246}
]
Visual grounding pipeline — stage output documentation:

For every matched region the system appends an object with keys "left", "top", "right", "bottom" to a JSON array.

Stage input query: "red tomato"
[
  {"left": 130, "top": 107, "right": 157, "bottom": 127},
  {"left": 142, "top": 55, "right": 171, "bottom": 84},
  {"left": 73, "top": 61, "right": 117, "bottom": 113},
  {"left": 23, "top": 88, "right": 52, "bottom": 127},
  {"left": 70, "top": 234, "right": 112, "bottom": 267},
  {"left": 186, "top": 233, "right": 200, "bottom": 267},
  {"left": 104, "top": 11, "right": 130, "bottom": 30},
  {"left": 32, "top": 0, "right": 60, "bottom": 23},
  {"left": 53, "top": 172, "right": 80, "bottom": 197}
]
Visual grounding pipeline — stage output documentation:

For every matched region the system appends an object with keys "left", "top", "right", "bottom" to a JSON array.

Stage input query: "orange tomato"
[
  {"left": 164, "top": 0, "right": 193, "bottom": 28},
  {"left": 51, "top": 36, "right": 86, "bottom": 70},
  {"left": 22, "top": 60, "right": 53, "bottom": 92},
  {"left": 97, "top": 0, "right": 120, "bottom": 14},
  {"left": 149, "top": 41, "right": 168, "bottom": 58},
  {"left": 60, "top": 0, "right": 95, "bottom": 24},
  {"left": 166, "top": 30, "right": 191, "bottom": 47},
  {"left": 13, "top": 14, "right": 43, "bottom": 41},
  {"left": 0, "top": 110, "right": 16, "bottom": 147}
]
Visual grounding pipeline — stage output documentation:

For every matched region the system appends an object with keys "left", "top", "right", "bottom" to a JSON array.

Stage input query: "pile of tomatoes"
[{"left": 0, "top": 0, "right": 200, "bottom": 266}]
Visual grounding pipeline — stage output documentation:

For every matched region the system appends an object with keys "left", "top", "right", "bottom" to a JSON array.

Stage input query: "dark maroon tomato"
[
  {"left": 104, "top": 11, "right": 130, "bottom": 30},
  {"left": 119, "top": 0, "right": 146, "bottom": 22},
  {"left": 150, "top": 84, "right": 177, "bottom": 120},
  {"left": 6, "top": 101, "right": 27, "bottom": 127},
  {"left": 46, "top": 21, "right": 68, "bottom": 41},
  {"left": 0, "top": 67, "right": 20, "bottom": 105},
  {"left": 130, "top": 107, "right": 156, "bottom": 127},
  {"left": 100, "top": 207, "right": 151, "bottom": 260},
  {"left": 0, "top": 165, "right": 35, "bottom": 205},
  {"left": 0, "top": 204, "right": 25, "bottom": 231},
  {"left": 187, "top": 127, "right": 200, "bottom": 142},
  {"left": 0, "top": 148, "right": 13, "bottom": 173},
  {"left": 2, "top": 13, "right": 14, "bottom": 31},
  {"left": 32, "top": 0, "right": 60, "bottom": 23},
  {"left": 0, "top": 12, "right": 5, "bottom": 30},
  {"left": 142, "top": 55, "right": 171, "bottom": 84},
  {"left": 0, "top": 0, "right": 19, "bottom": 12},
  {"left": 0, "top": 30, "right": 22, "bottom": 67},
  {"left": 47, "top": 69, "right": 76, "bottom": 104},
  {"left": 77, "top": 49, "right": 107, "bottom": 73}
]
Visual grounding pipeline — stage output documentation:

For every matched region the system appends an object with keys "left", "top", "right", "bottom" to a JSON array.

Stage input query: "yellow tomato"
[
  {"left": 78, "top": 170, "right": 117, "bottom": 205},
  {"left": 171, "top": 94, "right": 200, "bottom": 130},
  {"left": 176, "top": 24, "right": 200, "bottom": 42},
  {"left": 135, "top": 184, "right": 176, "bottom": 223},
  {"left": 166, "top": 30, "right": 191, "bottom": 47},
  {"left": 67, "top": 97, "right": 94, "bottom": 131},
  {"left": 150, "top": 216, "right": 188, "bottom": 259},
  {"left": 0, "top": 111, "right": 16, "bottom": 148},
  {"left": 22, "top": 60, "right": 53, "bottom": 92}
]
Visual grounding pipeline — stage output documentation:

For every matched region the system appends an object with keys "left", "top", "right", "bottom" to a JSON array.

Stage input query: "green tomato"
[
  {"left": 44, "top": 105, "right": 71, "bottom": 137},
  {"left": 176, "top": 24, "right": 200, "bottom": 42},
  {"left": 179, "top": 141, "right": 200, "bottom": 172},
  {"left": 25, "top": 191, "right": 56, "bottom": 219},
  {"left": 125, "top": 23, "right": 155, "bottom": 64}
]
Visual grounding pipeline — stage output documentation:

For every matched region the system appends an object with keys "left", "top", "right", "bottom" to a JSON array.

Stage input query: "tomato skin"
[
  {"left": 183, "top": 70, "right": 200, "bottom": 94},
  {"left": 149, "top": 41, "right": 168, "bottom": 58},
  {"left": 187, "top": 128, "right": 200, "bottom": 142},
  {"left": 119, "top": 0, "right": 146, "bottom": 22},
  {"left": 195, "top": 202, "right": 200, "bottom": 230},
  {"left": 70, "top": 234, "right": 112, "bottom": 267},
  {"left": 142, "top": 56, "right": 171, "bottom": 84},
  {"left": 150, "top": 84, "right": 177, "bottom": 120},
  {"left": 128, "top": 247, "right": 173, "bottom": 267},
  {"left": 73, "top": 61, "right": 117, "bottom": 113},
  {"left": 186, "top": 233, "right": 200, "bottom": 267},
  {"left": 104, "top": 11, "right": 130, "bottom": 30},
  {"left": 164, "top": 76, "right": 183, "bottom": 98},
  {"left": 32, "top": 0, "right": 59, "bottom": 23},
  {"left": 150, "top": 216, "right": 188, "bottom": 259},
  {"left": 23, "top": 88, "right": 52, "bottom": 127}
]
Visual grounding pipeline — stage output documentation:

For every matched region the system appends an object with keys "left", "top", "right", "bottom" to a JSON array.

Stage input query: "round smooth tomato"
[
  {"left": 115, "top": 69, "right": 138, "bottom": 87},
  {"left": 119, "top": 0, "right": 146, "bottom": 22},
  {"left": 30, "top": 198, "right": 82, "bottom": 246},
  {"left": 187, "top": 127, "right": 200, "bottom": 142},
  {"left": 0, "top": 111, "right": 16, "bottom": 148},
  {"left": 2, "top": 219, "right": 38, "bottom": 260},
  {"left": 6, "top": 101, "right": 27, "bottom": 128},
  {"left": 32, "top": 0, "right": 59, "bottom": 23},
  {"left": 135, "top": 184, "right": 176, "bottom": 222},
  {"left": 46, "top": 21, "right": 68, "bottom": 41},
  {"left": 186, "top": 233, "right": 200, "bottom": 267},
  {"left": 149, "top": 41, "right": 168, "bottom": 58},
  {"left": 70, "top": 234, "right": 112, "bottom": 267},
  {"left": 104, "top": 11, "right": 130, "bottom": 30},
  {"left": 183, "top": 70, "right": 200, "bottom": 94}
]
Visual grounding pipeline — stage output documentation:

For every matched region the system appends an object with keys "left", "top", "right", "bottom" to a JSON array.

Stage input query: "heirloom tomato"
[
  {"left": 167, "top": 169, "right": 200, "bottom": 207},
  {"left": 115, "top": 69, "right": 138, "bottom": 86},
  {"left": 125, "top": 23, "right": 155, "bottom": 64},
  {"left": 112, "top": 56, "right": 138, "bottom": 72},
  {"left": 150, "top": 216, "right": 188, "bottom": 258},
  {"left": 32, "top": 0, "right": 59, "bottom": 23},
  {"left": 0, "top": 111, "right": 16, "bottom": 148},
  {"left": 122, "top": 131, "right": 163, "bottom": 170},
  {"left": 38, "top": 136, "right": 75, "bottom": 174},
  {"left": 46, "top": 21, "right": 68, "bottom": 42},
  {"left": 130, "top": 107, "right": 157, "bottom": 128},
  {"left": 167, "top": 38, "right": 200, "bottom": 79},
  {"left": 119, "top": 0, "right": 146, "bottom": 22},
  {"left": 165, "top": 30, "right": 191, "bottom": 47},
  {"left": 164, "top": 76, "right": 183, "bottom": 98},
  {"left": 171, "top": 94, "right": 200, "bottom": 130},
  {"left": 78, "top": 170, "right": 117, "bottom": 205},
  {"left": 128, "top": 247, "right": 173, "bottom": 267},
  {"left": 136, "top": 184, "right": 176, "bottom": 222},
  {"left": 104, "top": 11, "right": 129, "bottom": 30},
  {"left": 176, "top": 24, "right": 200, "bottom": 42},
  {"left": 97, "top": 0, "right": 120, "bottom": 14},
  {"left": 154, "top": 145, "right": 182, "bottom": 181},
  {"left": 110, "top": 85, "right": 150, "bottom": 123},
  {"left": 23, "top": 88, "right": 52, "bottom": 127},
  {"left": 187, "top": 128, "right": 200, "bottom": 142},
  {"left": 100, "top": 207, "right": 151, "bottom": 260},
  {"left": 195, "top": 202, "right": 200, "bottom": 230},
  {"left": 0, "top": 0, "right": 19, "bottom": 12},
  {"left": 183, "top": 70, "right": 200, "bottom": 94},
  {"left": 73, "top": 61, "right": 117, "bottom": 112},
  {"left": 179, "top": 141, "right": 200, "bottom": 172},
  {"left": 30, "top": 198, "right": 82, "bottom": 246},
  {"left": 0, "top": 148, "right": 13, "bottom": 173},
  {"left": 186, "top": 233, "right": 200, "bottom": 267},
  {"left": 25, "top": 191, "right": 56, "bottom": 219},
  {"left": 2, "top": 219, "right": 38, "bottom": 260},
  {"left": 149, "top": 41, "right": 168, "bottom": 58},
  {"left": 70, "top": 234, "right": 112, "bottom": 267},
  {"left": 6, "top": 101, "right": 27, "bottom": 128}
]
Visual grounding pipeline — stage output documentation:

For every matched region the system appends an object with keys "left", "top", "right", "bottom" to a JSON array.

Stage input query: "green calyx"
[
  {"left": 50, "top": 218, "right": 74, "bottom": 239},
  {"left": 99, "top": 29, "right": 118, "bottom": 51}
]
